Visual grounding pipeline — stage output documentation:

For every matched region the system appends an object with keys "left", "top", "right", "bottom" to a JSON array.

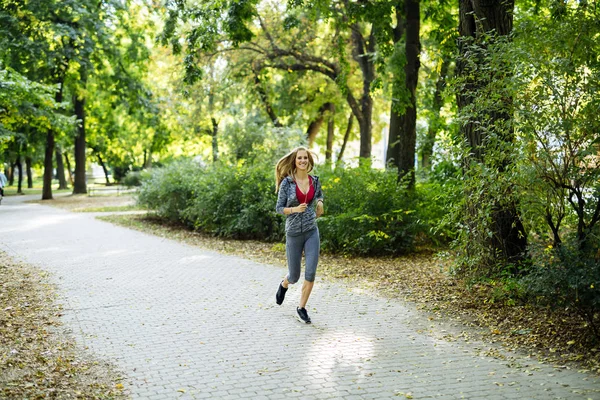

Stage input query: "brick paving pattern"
[{"left": 1, "top": 195, "right": 599, "bottom": 399}]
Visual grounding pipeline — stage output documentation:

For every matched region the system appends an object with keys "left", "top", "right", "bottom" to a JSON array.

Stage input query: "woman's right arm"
[{"left": 276, "top": 179, "right": 294, "bottom": 215}]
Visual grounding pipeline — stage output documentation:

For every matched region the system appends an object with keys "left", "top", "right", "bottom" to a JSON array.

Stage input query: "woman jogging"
[{"left": 274, "top": 146, "right": 324, "bottom": 324}]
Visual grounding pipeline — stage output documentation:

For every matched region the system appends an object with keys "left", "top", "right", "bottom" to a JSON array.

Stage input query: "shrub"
[
  {"left": 121, "top": 171, "right": 144, "bottom": 187},
  {"left": 137, "top": 159, "right": 201, "bottom": 222},
  {"left": 523, "top": 240, "right": 600, "bottom": 340},
  {"left": 138, "top": 160, "right": 451, "bottom": 255},
  {"left": 317, "top": 165, "right": 420, "bottom": 255},
  {"left": 181, "top": 161, "right": 283, "bottom": 241}
]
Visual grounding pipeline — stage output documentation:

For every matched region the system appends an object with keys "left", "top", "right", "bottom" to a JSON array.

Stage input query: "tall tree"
[
  {"left": 386, "top": 0, "right": 421, "bottom": 187},
  {"left": 159, "top": 0, "right": 382, "bottom": 160},
  {"left": 456, "top": 0, "right": 527, "bottom": 267}
]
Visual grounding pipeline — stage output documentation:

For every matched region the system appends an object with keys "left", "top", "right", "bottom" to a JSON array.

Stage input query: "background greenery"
[{"left": 2, "top": 0, "right": 599, "bottom": 340}]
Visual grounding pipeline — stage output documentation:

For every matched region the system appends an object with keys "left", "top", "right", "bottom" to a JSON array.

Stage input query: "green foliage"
[
  {"left": 121, "top": 170, "right": 144, "bottom": 187},
  {"left": 138, "top": 158, "right": 450, "bottom": 255},
  {"left": 137, "top": 159, "right": 283, "bottom": 240},
  {"left": 317, "top": 165, "right": 418, "bottom": 255},
  {"left": 181, "top": 161, "right": 282, "bottom": 240},
  {"left": 137, "top": 159, "right": 201, "bottom": 222},
  {"left": 515, "top": 3, "right": 600, "bottom": 250},
  {"left": 524, "top": 240, "right": 600, "bottom": 339},
  {"left": 0, "top": 67, "right": 71, "bottom": 139},
  {"left": 451, "top": 28, "right": 529, "bottom": 275},
  {"left": 221, "top": 115, "right": 305, "bottom": 164}
]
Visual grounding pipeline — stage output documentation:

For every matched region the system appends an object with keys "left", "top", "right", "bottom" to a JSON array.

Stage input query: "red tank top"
[{"left": 295, "top": 176, "right": 314, "bottom": 204}]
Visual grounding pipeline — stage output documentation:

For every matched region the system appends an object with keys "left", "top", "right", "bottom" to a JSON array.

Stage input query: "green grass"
[
  {"left": 3, "top": 187, "right": 71, "bottom": 196},
  {"left": 75, "top": 205, "right": 142, "bottom": 213}
]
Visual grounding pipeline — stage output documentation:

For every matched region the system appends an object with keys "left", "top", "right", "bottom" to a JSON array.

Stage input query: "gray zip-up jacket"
[{"left": 276, "top": 175, "right": 324, "bottom": 235}]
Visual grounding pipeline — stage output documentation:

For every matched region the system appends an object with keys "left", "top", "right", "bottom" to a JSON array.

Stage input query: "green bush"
[
  {"left": 317, "top": 166, "right": 420, "bottom": 255},
  {"left": 523, "top": 241, "right": 600, "bottom": 339},
  {"left": 137, "top": 159, "right": 201, "bottom": 222},
  {"left": 181, "top": 161, "right": 283, "bottom": 240},
  {"left": 138, "top": 160, "right": 450, "bottom": 255},
  {"left": 121, "top": 170, "right": 144, "bottom": 187}
]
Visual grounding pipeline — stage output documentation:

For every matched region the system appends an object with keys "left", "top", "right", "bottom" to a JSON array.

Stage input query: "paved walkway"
[{"left": 1, "top": 195, "right": 599, "bottom": 400}]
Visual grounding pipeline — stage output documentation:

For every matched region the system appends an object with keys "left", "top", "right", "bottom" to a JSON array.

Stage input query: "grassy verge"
[
  {"left": 0, "top": 251, "right": 127, "bottom": 398},
  {"left": 99, "top": 213, "right": 600, "bottom": 374},
  {"left": 29, "top": 194, "right": 138, "bottom": 213}
]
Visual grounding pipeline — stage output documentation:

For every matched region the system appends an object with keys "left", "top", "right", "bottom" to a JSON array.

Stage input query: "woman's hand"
[
  {"left": 316, "top": 201, "right": 324, "bottom": 218},
  {"left": 296, "top": 203, "right": 308, "bottom": 213}
]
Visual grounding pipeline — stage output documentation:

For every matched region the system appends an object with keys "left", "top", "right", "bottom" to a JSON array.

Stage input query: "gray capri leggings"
[{"left": 286, "top": 227, "right": 320, "bottom": 283}]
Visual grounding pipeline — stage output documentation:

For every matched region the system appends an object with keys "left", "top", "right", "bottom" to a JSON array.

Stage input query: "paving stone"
[{"left": 0, "top": 195, "right": 599, "bottom": 400}]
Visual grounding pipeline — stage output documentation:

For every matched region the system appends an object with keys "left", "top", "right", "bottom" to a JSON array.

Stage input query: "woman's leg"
[
  {"left": 285, "top": 233, "right": 303, "bottom": 285},
  {"left": 277, "top": 234, "right": 304, "bottom": 305},
  {"left": 299, "top": 228, "right": 320, "bottom": 308},
  {"left": 299, "top": 281, "right": 314, "bottom": 308}
]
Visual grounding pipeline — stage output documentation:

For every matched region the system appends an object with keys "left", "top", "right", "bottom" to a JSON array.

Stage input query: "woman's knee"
[
  {"left": 287, "top": 273, "right": 300, "bottom": 284},
  {"left": 304, "top": 272, "right": 316, "bottom": 283}
]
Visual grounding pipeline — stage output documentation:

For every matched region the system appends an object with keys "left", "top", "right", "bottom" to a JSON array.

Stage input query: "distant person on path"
[
  {"left": 0, "top": 171, "right": 7, "bottom": 197},
  {"left": 274, "top": 146, "right": 324, "bottom": 324}
]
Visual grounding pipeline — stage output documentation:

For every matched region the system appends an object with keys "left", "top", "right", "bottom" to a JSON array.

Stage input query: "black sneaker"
[
  {"left": 275, "top": 281, "right": 288, "bottom": 305},
  {"left": 297, "top": 307, "right": 311, "bottom": 324}
]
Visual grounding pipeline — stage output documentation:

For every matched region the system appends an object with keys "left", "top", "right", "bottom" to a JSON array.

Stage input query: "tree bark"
[
  {"left": 336, "top": 113, "right": 354, "bottom": 166},
  {"left": 421, "top": 57, "right": 449, "bottom": 170},
  {"left": 43, "top": 81, "right": 64, "bottom": 200},
  {"left": 325, "top": 104, "right": 335, "bottom": 164},
  {"left": 387, "top": 1, "right": 420, "bottom": 187},
  {"left": 350, "top": 25, "right": 376, "bottom": 161},
  {"left": 56, "top": 147, "right": 68, "bottom": 189},
  {"left": 64, "top": 153, "right": 74, "bottom": 185},
  {"left": 457, "top": 0, "right": 527, "bottom": 265},
  {"left": 73, "top": 66, "right": 88, "bottom": 194},
  {"left": 96, "top": 152, "right": 110, "bottom": 185},
  {"left": 211, "top": 117, "right": 219, "bottom": 162},
  {"left": 144, "top": 148, "right": 152, "bottom": 168},
  {"left": 386, "top": 5, "right": 404, "bottom": 168},
  {"left": 306, "top": 102, "right": 335, "bottom": 147},
  {"left": 8, "top": 162, "right": 14, "bottom": 186},
  {"left": 25, "top": 156, "right": 33, "bottom": 189},
  {"left": 16, "top": 155, "right": 23, "bottom": 194}
]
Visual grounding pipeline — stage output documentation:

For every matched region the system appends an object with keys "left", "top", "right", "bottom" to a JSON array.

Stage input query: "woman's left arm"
[{"left": 315, "top": 177, "right": 324, "bottom": 218}]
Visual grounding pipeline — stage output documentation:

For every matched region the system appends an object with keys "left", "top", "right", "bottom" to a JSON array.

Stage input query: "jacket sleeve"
[
  {"left": 314, "top": 176, "right": 324, "bottom": 204},
  {"left": 276, "top": 178, "right": 289, "bottom": 215}
]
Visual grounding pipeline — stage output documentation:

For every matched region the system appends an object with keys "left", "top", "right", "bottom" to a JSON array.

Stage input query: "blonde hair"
[{"left": 275, "top": 146, "right": 317, "bottom": 192}]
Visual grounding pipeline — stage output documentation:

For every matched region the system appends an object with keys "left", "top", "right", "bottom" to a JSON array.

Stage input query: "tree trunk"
[
  {"left": 307, "top": 102, "right": 335, "bottom": 147},
  {"left": 16, "top": 155, "right": 23, "bottom": 194},
  {"left": 96, "top": 153, "right": 110, "bottom": 185},
  {"left": 325, "top": 104, "right": 335, "bottom": 164},
  {"left": 211, "top": 117, "right": 219, "bottom": 162},
  {"left": 8, "top": 162, "right": 15, "bottom": 186},
  {"left": 386, "top": 5, "right": 404, "bottom": 168},
  {"left": 336, "top": 113, "right": 354, "bottom": 166},
  {"left": 56, "top": 147, "right": 68, "bottom": 189},
  {"left": 25, "top": 156, "right": 33, "bottom": 189},
  {"left": 350, "top": 25, "right": 376, "bottom": 161},
  {"left": 421, "top": 57, "right": 449, "bottom": 170},
  {"left": 64, "top": 153, "right": 74, "bottom": 185},
  {"left": 43, "top": 81, "right": 64, "bottom": 200},
  {"left": 457, "top": 0, "right": 527, "bottom": 266},
  {"left": 144, "top": 148, "right": 152, "bottom": 168},
  {"left": 397, "top": 0, "right": 420, "bottom": 188},
  {"left": 73, "top": 66, "right": 88, "bottom": 194},
  {"left": 42, "top": 131, "right": 55, "bottom": 200}
]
